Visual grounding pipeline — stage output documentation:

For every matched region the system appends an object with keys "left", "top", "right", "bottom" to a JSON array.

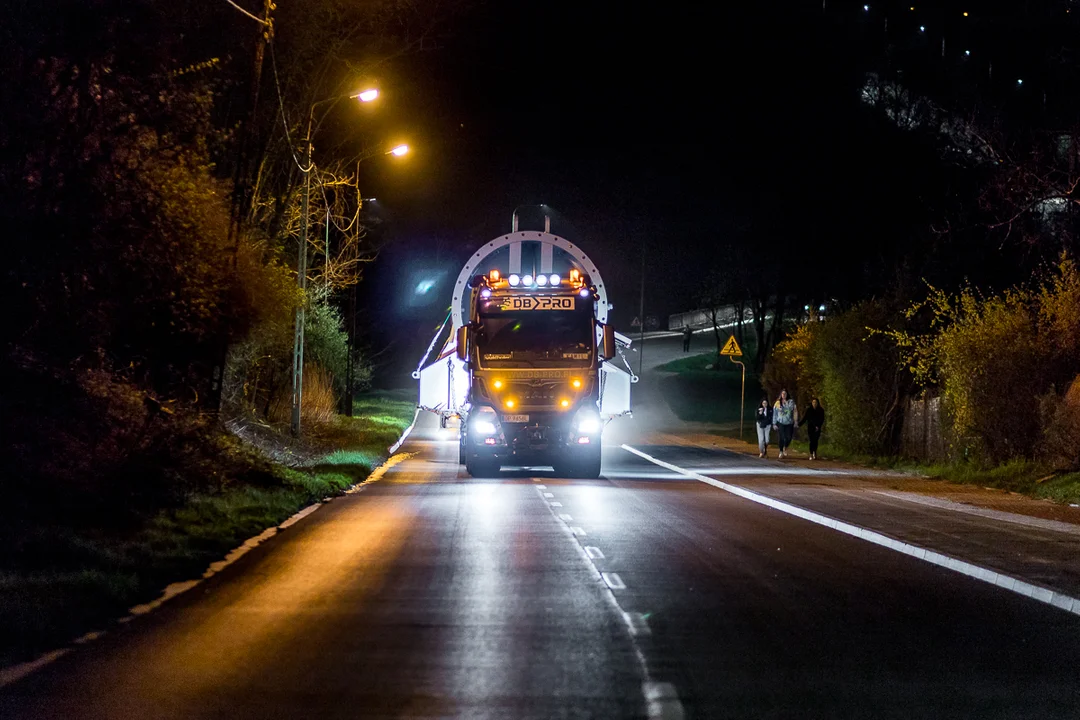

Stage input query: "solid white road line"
[
  {"left": 585, "top": 546, "right": 605, "bottom": 559},
  {"left": 644, "top": 681, "right": 686, "bottom": 720},
  {"left": 621, "top": 444, "right": 1080, "bottom": 617},
  {"left": 623, "top": 612, "right": 651, "bottom": 637}
]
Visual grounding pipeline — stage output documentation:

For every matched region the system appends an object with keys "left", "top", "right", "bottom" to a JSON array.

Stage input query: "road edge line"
[{"left": 620, "top": 443, "right": 1080, "bottom": 618}]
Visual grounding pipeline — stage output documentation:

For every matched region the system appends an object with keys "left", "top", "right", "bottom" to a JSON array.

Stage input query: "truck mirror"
[
  {"left": 455, "top": 325, "right": 468, "bottom": 362},
  {"left": 602, "top": 324, "right": 616, "bottom": 361}
]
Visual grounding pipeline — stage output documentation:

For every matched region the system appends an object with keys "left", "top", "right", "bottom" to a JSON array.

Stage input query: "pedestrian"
[
  {"left": 772, "top": 389, "right": 797, "bottom": 458},
  {"left": 799, "top": 397, "right": 825, "bottom": 460},
  {"left": 755, "top": 397, "right": 772, "bottom": 457},
  {"left": 682, "top": 325, "right": 692, "bottom": 352}
]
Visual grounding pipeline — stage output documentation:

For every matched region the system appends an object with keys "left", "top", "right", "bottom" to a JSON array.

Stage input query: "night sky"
[
  {"left": 345, "top": 0, "right": 1069, "bottom": 379},
  {"left": 357, "top": 2, "right": 858, "bottom": 358}
]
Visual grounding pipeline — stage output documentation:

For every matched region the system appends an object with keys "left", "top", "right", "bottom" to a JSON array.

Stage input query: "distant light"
[
  {"left": 550, "top": 274, "right": 560, "bottom": 285},
  {"left": 390, "top": 144, "right": 409, "bottom": 156},
  {"left": 508, "top": 274, "right": 520, "bottom": 286},
  {"left": 804, "top": 305, "right": 810, "bottom": 311},
  {"left": 536, "top": 275, "right": 548, "bottom": 286},
  {"left": 962, "top": 11, "right": 969, "bottom": 17},
  {"left": 579, "top": 288, "right": 590, "bottom": 298},
  {"left": 1017, "top": 78, "right": 1023, "bottom": 85},
  {"left": 577, "top": 436, "right": 590, "bottom": 444},
  {"left": 415, "top": 279, "right": 435, "bottom": 295},
  {"left": 523, "top": 274, "right": 534, "bottom": 286},
  {"left": 919, "top": 25, "right": 925, "bottom": 31},
  {"left": 965, "top": 50, "right": 971, "bottom": 56},
  {"left": 480, "top": 289, "right": 491, "bottom": 298},
  {"left": 863, "top": 4, "right": 869, "bottom": 10},
  {"left": 819, "top": 304, "right": 826, "bottom": 312},
  {"left": 356, "top": 89, "right": 379, "bottom": 102}
]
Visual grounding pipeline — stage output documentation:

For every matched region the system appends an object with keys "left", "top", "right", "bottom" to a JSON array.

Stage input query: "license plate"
[{"left": 503, "top": 414, "right": 529, "bottom": 423}]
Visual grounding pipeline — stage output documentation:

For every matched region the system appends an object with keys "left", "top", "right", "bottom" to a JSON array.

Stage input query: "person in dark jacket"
[
  {"left": 799, "top": 397, "right": 826, "bottom": 460},
  {"left": 682, "top": 325, "right": 693, "bottom": 352},
  {"left": 755, "top": 398, "right": 772, "bottom": 457}
]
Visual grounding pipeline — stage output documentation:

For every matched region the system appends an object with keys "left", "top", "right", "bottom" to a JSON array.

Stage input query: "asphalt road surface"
[{"left": 4, "top": 336, "right": 1080, "bottom": 719}]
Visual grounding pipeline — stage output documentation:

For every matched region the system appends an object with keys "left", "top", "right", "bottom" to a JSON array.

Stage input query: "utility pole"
[
  {"left": 291, "top": 131, "right": 312, "bottom": 436},
  {"left": 637, "top": 237, "right": 645, "bottom": 376}
]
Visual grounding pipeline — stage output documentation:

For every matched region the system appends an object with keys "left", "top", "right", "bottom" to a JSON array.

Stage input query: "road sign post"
[{"left": 720, "top": 335, "right": 745, "bottom": 440}]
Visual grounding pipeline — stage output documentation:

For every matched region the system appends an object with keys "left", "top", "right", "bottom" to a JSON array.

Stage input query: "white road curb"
[{"left": 0, "top": 424, "right": 418, "bottom": 689}]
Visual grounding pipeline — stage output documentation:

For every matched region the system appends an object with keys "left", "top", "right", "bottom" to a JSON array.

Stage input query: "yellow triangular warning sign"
[{"left": 719, "top": 335, "right": 743, "bottom": 356}]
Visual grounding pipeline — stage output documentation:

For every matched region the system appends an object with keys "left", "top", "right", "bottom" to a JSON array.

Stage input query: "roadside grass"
[
  {"left": 656, "top": 349, "right": 763, "bottom": 426},
  {"left": 0, "top": 390, "right": 416, "bottom": 667}
]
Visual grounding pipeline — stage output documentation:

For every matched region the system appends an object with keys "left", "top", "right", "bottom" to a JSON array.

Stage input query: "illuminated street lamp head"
[
  {"left": 356, "top": 89, "right": 379, "bottom": 103},
  {"left": 390, "top": 144, "right": 410, "bottom": 156}
]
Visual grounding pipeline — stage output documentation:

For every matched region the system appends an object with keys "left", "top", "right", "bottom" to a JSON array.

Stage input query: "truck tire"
[
  {"left": 465, "top": 455, "right": 500, "bottom": 478},
  {"left": 458, "top": 431, "right": 466, "bottom": 465},
  {"left": 575, "top": 447, "right": 602, "bottom": 479}
]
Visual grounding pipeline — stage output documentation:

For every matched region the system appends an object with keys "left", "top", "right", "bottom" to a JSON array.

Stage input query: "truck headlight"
[
  {"left": 473, "top": 419, "right": 497, "bottom": 436},
  {"left": 574, "top": 408, "right": 601, "bottom": 435}
]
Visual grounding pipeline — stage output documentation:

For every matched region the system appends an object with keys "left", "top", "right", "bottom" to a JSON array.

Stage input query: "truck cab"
[{"left": 456, "top": 269, "right": 615, "bottom": 478}]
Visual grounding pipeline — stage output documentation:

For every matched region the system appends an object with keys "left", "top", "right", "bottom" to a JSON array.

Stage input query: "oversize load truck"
[{"left": 414, "top": 225, "right": 636, "bottom": 478}]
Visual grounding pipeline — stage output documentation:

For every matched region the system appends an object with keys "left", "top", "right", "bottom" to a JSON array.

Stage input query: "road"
[{"left": 4, "top": 336, "right": 1080, "bottom": 718}]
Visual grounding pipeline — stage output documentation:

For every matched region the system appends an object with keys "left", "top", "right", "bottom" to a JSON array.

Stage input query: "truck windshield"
[{"left": 476, "top": 309, "right": 593, "bottom": 366}]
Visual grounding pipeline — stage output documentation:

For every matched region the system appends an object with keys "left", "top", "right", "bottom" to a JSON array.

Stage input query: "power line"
[{"left": 223, "top": 0, "right": 269, "bottom": 26}]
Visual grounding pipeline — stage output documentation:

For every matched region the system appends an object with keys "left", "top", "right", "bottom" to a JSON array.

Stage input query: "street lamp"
[
  {"left": 291, "top": 88, "right": 390, "bottom": 437},
  {"left": 389, "top": 144, "right": 410, "bottom": 156}
]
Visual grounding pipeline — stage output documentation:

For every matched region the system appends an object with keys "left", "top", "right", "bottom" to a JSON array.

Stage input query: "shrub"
[
  {"left": 764, "top": 301, "right": 908, "bottom": 455},
  {"left": 886, "top": 257, "right": 1080, "bottom": 462},
  {"left": 1040, "top": 376, "right": 1080, "bottom": 471}
]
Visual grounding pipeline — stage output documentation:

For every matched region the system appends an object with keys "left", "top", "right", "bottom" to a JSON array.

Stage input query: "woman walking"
[
  {"left": 773, "top": 389, "right": 797, "bottom": 459},
  {"left": 755, "top": 398, "right": 772, "bottom": 458},
  {"left": 799, "top": 397, "right": 826, "bottom": 460}
]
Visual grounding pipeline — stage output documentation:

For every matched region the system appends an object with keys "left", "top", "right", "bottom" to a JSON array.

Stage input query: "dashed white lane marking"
[
  {"left": 624, "top": 612, "right": 651, "bottom": 636},
  {"left": 550, "top": 501, "right": 563, "bottom": 507},
  {"left": 602, "top": 572, "right": 626, "bottom": 590},
  {"left": 571, "top": 526, "right": 587, "bottom": 537},
  {"left": 621, "top": 444, "right": 1080, "bottom": 617},
  {"left": 536, "top": 484, "right": 547, "bottom": 489},
  {"left": 559, "top": 513, "right": 573, "bottom": 521},
  {"left": 644, "top": 681, "right": 686, "bottom": 720},
  {"left": 535, "top": 486, "right": 684, "bottom": 719},
  {"left": 543, "top": 492, "right": 555, "bottom": 498}
]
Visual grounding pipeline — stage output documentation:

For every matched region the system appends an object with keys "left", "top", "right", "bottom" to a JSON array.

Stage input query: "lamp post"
[{"left": 291, "top": 88, "right": 379, "bottom": 437}]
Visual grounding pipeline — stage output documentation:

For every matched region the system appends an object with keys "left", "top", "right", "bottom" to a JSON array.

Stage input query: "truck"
[{"left": 413, "top": 213, "right": 636, "bottom": 478}]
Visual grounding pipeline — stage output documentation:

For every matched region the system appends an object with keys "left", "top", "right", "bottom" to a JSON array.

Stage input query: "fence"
[
  {"left": 669, "top": 305, "right": 754, "bottom": 331},
  {"left": 901, "top": 394, "right": 947, "bottom": 461}
]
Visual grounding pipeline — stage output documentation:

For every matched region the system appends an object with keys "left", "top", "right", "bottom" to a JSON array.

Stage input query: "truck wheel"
[
  {"left": 465, "top": 456, "right": 500, "bottom": 478},
  {"left": 458, "top": 431, "right": 466, "bottom": 465},
  {"left": 575, "top": 448, "right": 602, "bottom": 479}
]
